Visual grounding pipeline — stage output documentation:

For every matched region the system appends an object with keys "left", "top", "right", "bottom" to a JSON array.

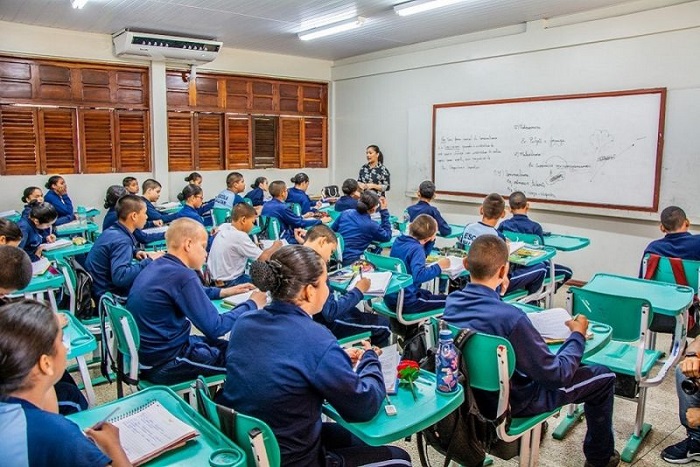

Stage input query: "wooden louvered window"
[
  {"left": 226, "top": 115, "right": 252, "bottom": 168},
  {"left": 304, "top": 118, "right": 326, "bottom": 168},
  {"left": 80, "top": 109, "right": 113, "bottom": 173},
  {"left": 195, "top": 113, "right": 224, "bottom": 170},
  {"left": 116, "top": 110, "right": 150, "bottom": 172},
  {"left": 167, "top": 112, "right": 194, "bottom": 171},
  {"left": 0, "top": 105, "right": 39, "bottom": 175},
  {"left": 252, "top": 117, "right": 277, "bottom": 169},
  {"left": 278, "top": 117, "right": 302, "bottom": 169}
]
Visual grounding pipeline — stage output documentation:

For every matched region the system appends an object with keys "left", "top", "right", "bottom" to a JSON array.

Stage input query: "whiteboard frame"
[{"left": 431, "top": 88, "right": 667, "bottom": 212}]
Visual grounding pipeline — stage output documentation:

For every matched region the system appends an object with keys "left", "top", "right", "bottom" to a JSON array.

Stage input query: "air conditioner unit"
[{"left": 112, "top": 30, "right": 222, "bottom": 65}]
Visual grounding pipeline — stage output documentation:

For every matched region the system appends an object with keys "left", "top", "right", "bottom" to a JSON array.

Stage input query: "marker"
[{"left": 91, "top": 407, "right": 120, "bottom": 430}]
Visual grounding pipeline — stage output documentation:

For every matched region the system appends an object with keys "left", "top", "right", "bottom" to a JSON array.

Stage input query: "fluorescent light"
[
  {"left": 298, "top": 17, "right": 365, "bottom": 41},
  {"left": 394, "top": 0, "right": 465, "bottom": 17},
  {"left": 71, "top": 0, "right": 88, "bottom": 9}
]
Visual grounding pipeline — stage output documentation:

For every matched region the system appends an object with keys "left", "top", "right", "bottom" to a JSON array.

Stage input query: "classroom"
[{"left": 0, "top": 0, "right": 699, "bottom": 466}]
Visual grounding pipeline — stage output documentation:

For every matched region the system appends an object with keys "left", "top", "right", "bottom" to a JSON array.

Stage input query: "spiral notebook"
[{"left": 109, "top": 400, "right": 198, "bottom": 466}]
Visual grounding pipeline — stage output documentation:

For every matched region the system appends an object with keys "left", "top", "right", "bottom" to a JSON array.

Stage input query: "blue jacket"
[
  {"left": 385, "top": 235, "right": 442, "bottom": 309},
  {"left": 497, "top": 214, "right": 544, "bottom": 242},
  {"left": 640, "top": 231, "right": 700, "bottom": 276},
  {"left": 314, "top": 282, "right": 364, "bottom": 328},
  {"left": 172, "top": 204, "right": 205, "bottom": 224},
  {"left": 407, "top": 201, "right": 452, "bottom": 237},
  {"left": 18, "top": 217, "right": 50, "bottom": 261},
  {"left": 103, "top": 208, "right": 165, "bottom": 245},
  {"left": 334, "top": 196, "right": 358, "bottom": 212},
  {"left": 85, "top": 222, "right": 152, "bottom": 299},
  {"left": 286, "top": 187, "right": 315, "bottom": 214},
  {"left": 261, "top": 199, "right": 321, "bottom": 243},
  {"left": 142, "top": 197, "right": 178, "bottom": 225},
  {"left": 331, "top": 209, "right": 392, "bottom": 265},
  {"left": 218, "top": 300, "right": 384, "bottom": 467},
  {"left": 244, "top": 187, "right": 265, "bottom": 206},
  {"left": 127, "top": 254, "right": 256, "bottom": 368},
  {"left": 443, "top": 283, "right": 586, "bottom": 415},
  {"left": 21, "top": 204, "right": 31, "bottom": 219},
  {"left": 44, "top": 190, "right": 74, "bottom": 226}
]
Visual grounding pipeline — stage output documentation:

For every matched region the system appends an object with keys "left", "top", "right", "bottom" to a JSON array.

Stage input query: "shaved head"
[{"left": 165, "top": 218, "right": 207, "bottom": 250}]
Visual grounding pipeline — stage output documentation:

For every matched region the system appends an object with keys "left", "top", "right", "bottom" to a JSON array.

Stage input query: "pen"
[
  {"left": 359, "top": 268, "right": 363, "bottom": 279},
  {"left": 346, "top": 272, "right": 358, "bottom": 291},
  {"left": 91, "top": 407, "right": 120, "bottom": 430}
]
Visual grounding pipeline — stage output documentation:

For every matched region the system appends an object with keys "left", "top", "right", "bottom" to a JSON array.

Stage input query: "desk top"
[
  {"left": 440, "top": 224, "right": 465, "bottom": 239},
  {"left": 62, "top": 312, "right": 97, "bottom": 360},
  {"left": 508, "top": 245, "right": 557, "bottom": 266},
  {"left": 323, "top": 370, "right": 463, "bottom": 446},
  {"left": 68, "top": 386, "right": 246, "bottom": 467},
  {"left": 43, "top": 242, "right": 93, "bottom": 260},
  {"left": 328, "top": 269, "right": 413, "bottom": 298},
  {"left": 16, "top": 271, "right": 65, "bottom": 294},
  {"left": 583, "top": 273, "right": 694, "bottom": 316},
  {"left": 55, "top": 221, "right": 99, "bottom": 237},
  {"left": 543, "top": 234, "right": 590, "bottom": 252}
]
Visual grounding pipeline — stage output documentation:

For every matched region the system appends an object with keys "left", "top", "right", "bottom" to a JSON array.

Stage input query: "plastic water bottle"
[
  {"left": 77, "top": 205, "right": 87, "bottom": 228},
  {"left": 436, "top": 323, "right": 459, "bottom": 394}
]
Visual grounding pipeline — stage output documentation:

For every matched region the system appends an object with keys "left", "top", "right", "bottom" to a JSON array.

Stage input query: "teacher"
[{"left": 358, "top": 145, "right": 390, "bottom": 195}]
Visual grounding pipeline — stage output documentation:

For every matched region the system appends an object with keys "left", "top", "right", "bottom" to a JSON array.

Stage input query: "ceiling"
[{"left": 0, "top": 0, "right": 686, "bottom": 61}]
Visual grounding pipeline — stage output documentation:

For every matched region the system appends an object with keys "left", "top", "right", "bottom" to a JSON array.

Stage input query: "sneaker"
[
  {"left": 661, "top": 438, "right": 700, "bottom": 464},
  {"left": 584, "top": 450, "right": 620, "bottom": 467}
]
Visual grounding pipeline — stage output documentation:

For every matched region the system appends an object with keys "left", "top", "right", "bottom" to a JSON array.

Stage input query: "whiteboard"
[{"left": 432, "top": 89, "right": 666, "bottom": 211}]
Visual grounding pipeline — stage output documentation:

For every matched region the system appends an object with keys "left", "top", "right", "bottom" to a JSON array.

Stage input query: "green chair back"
[
  {"left": 643, "top": 254, "right": 700, "bottom": 294},
  {"left": 569, "top": 287, "right": 651, "bottom": 342},
  {"left": 194, "top": 376, "right": 281, "bottom": 467},
  {"left": 327, "top": 209, "right": 341, "bottom": 221},
  {"left": 259, "top": 216, "right": 281, "bottom": 240},
  {"left": 364, "top": 251, "right": 407, "bottom": 274},
  {"left": 212, "top": 207, "right": 231, "bottom": 226},
  {"left": 56, "top": 257, "right": 78, "bottom": 314},
  {"left": 243, "top": 197, "right": 253, "bottom": 206},
  {"left": 286, "top": 202, "right": 302, "bottom": 216},
  {"left": 502, "top": 230, "right": 542, "bottom": 245},
  {"left": 332, "top": 232, "right": 345, "bottom": 265}
]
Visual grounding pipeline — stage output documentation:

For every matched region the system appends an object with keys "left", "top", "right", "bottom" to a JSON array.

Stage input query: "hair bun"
[{"left": 250, "top": 260, "right": 283, "bottom": 293}]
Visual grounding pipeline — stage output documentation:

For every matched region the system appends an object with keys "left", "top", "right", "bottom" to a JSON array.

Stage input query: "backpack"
[
  {"left": 257, "top": 216, "right": 272, "bottom": 241},
  {"left": 417, "top": 329, "right": 511, "bottom": 467},
  {"left": 322, "top": 185, "right": 340, "bottom": 199},
  {"left": 66, "top": 257, "right": 97, "bottom": 320}
]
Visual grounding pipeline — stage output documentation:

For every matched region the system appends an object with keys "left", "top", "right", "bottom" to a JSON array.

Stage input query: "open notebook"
[
  {"left": 109, "top": 400, "right": 198, "bottom": 466},
  {"left": 378, "top": 344, "right": 401, "bottom": 394},
  {"left": 525, "top": 307, "right": 574, "bottom": 343},
  {"left": 32, "top": 258, "right": 51, "bottom": 276},
  {"left": 141, "top": 225, "right": 169, "bottom": 235},
  {"left": 348, "top": 271, "right": 392, "bottom": 296},
  {"left": 222, "top": 290, "right": 254, "bottom": 308},
  {"left": 41, "top": 238, "right": 73, "bottom": 251},
  {"left": 442, "top": 256, "right": 466, "bottom": 279}
]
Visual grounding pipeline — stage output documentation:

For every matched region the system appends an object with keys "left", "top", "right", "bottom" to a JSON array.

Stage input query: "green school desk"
[
  {"left": 322, "top": 370, "right": 464, "bottom": 446},
  {"left": 155, "top": 201, "right": 182, "bottom": 214},
  {"left": 62, "top": 311, "right": 98, "bottom": 406},
  {"left": 0, "top": 210, "right": 21, "bottom": 223},
  {"left": 13, "top": 270, "right": 65, "bottom": 311},
  {"left": 440, "top": 224, "right": 465, "bottom": 239},
  {"left": 543, "top": 233, "right": 590, "bottom": 252},
  {"left": 55, "top": 220, "right": 100, "bottom": 241},
  {"left": 68, "top": 386, "right": 246, "bottom": 466},
  {"left": 328, "top": 268, "right": 413, "bottom": 299},
  {"left": 43, "top": 241, "right": 93, "bottom": 261}
]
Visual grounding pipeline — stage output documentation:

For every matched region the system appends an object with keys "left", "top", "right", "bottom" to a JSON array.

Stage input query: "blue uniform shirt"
[
  {"left": 218, "top": 300, "right": 385, "bottom": 467},
  {"left": 103, "top": 208, "right": 165, "bottom": 245},
  {"left": 261, "top": 199, "right": 321, "bottom": 243},
  {"left": 331, "top": 209, "right": 392, "bottom": 265},
  {"left": 334, "top": 195, "right": 358, "bottom": 212},
  {"left": 127, "top": 254, "right": 256, "bottom": 368},
  {"left": 497, "top": 214, "right": 544, "bottom": 242},
  {"left": 459, "top": 221, "right": 505, "bottom": 249},
  {"left": 244, "top": 187, "right": 265, "bottom": 206},
  {"left": 44, "top": 190, "right": 74, "bottom": 226},
  {"left": 85, "top": 222, "right": 152, "bottom": 299},
  {"left": 141, "top": 197, "right": 178, "bottom": 225},
  {"left": 214, "top": 189, "right": 244, "bottom": 210},
  {"left": 385, "top": 235, "right": 442, "bottom": 308},
  {"left": 407, "top": 201, "right": 452, "bottom": 237},
  {"left": 286, "top": 187, "right": 315, "bottom": 214},
  {"left": 640, "top": 231, "right": 700, "bottom": 276},
  {"left": 18, "top": 217, "right": 49, "bottom": 261},
  {"left": 0, "top": 397, "right": 110, "bottom": 467}
]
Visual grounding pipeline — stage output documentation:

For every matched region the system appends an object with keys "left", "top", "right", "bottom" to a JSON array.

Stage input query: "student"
[
  {"left": 44, "top": 175, "right": 75, "bottom": 226},
  {"left": 443, "top": 236, "right": 618, "bottom": 467},
  {"left": 244, "top": 177, "right": 270, "bottom": 207},
  {"left": 331, "top": 190, "right": 392, "bottom": 266},
  {"left": 218, "top": 245, "right": 411, "bottom": 466},
  {"left": 386, "top": 214, "right": 450, "bottom": 314},
  {"left": 334, "top": 178, "right": 360, "bottom": 212},
  {"left": 85, "top": 194, "right": 163, "bottom": 300},
  {"left": 214, "top": 171, "right": 246, "bottom": 210},
  {"left": 261, "top": 181, "right": 322, "bottom": 244},
  {"left": 21, "top": 186, "right": 44, "bottom": 218},
  {"left": 641, "top": 205, "right": 700, "bottom": 267},
  {"left": 498, "top": 191, "right": 573, "bottom": 287},
  {"left": 207, "top": 203, "right": 282, "bottom": 286},
  {"left": 0, "top": 218, "right": 23, "bottom": 246},
  {"left": 103, "top": 185, "right": 164, "bottom": 246},
  {"left": 122, "top": 176, "right": 139, "bottom": 195},
  {"left": 173, "top": 185, "right": 209, "bottom": 226},
  {"left": 460, "top": 193, "right": 546, "bottom": 295},
  {"left": 304, "top": 225, "right": 391, "bottom": 346},
  {"left": 407, "top": 180, "right": 452, "bottom": 237},
  {"left": 140, "top": 179, "right": 177, "bottom": 226},
  {"left": 18, "top": 202, "right": 58, "bottom": 261},
  {"left": 287, "top": 172, "right": 319, "bottom": 215},
  {"left": 128, "top": 218, "right": 266, "bottom": 385},
  {"left": 184, "top": 172, "right": 203, "bottom": 186}
]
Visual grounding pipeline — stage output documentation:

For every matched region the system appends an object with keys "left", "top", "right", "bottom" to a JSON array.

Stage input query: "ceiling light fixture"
[
  {"left": 394, "top": 0, "right": 466, "bottom": 17},
  {"left": 298, "top": 16, "right": 365, "bottom": 41},
  {"left": 71, "top": 0, "right": 88, "bottom": 9}
]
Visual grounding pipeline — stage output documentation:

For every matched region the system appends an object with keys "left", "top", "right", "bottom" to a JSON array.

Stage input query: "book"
[
  {"left": 156, "top": 201, "right": 181, "bottom": 211},
  {"left": 378, "top": 344, "right": 401, "bottom": 394},
  {"left": 141, "top": 225, "right": 169, "bottom": 235},
  {"left": 32, "top": 258, "right": 51, "bottom": 276},
  {"left": 442, "top": 255, "right": 466, "bottom": 279},
  {"left": 222, "top": 290, "right": 254, "bottom": 308},
  {"left": 40, "top": 238, "right": 73, "bottom": 251},
  {"left": 348, "top": 271, "right": 392, "bottom": 296},
  {"left": 0, "top": 210, "right": 19, "bottom": 218},
  {"left": 525, "top": 307, "right": 573, "bottom": 342},
  {"left": 259, "top": 239, "right": 287, "bottom": 249},
  {"left": 108, "top": 400, "right": 198, "bottom": 466},
  {"left": 508, "top": 241, "right": 525, "bottom": 255}
]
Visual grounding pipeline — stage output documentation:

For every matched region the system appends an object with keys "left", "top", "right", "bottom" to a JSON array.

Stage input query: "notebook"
[
  {"left": 347, "top": 271, "right": 392, "bottom": 296},
  {"left": 56, "top": 220, "right": 83, "bottom": 231},
  {"left": 442, "top": 256, "right": 466, "bottom": 279},
  {"left": 525, "top": 307, "right": 573, "bottom": 342},
  {"left": 156, "top": 201, "right": 181, "bottom": 211},
  {"left": 378, "top": 344, "right": 401, "bottom": 394},
  {"left": 142, "top": 225, "right": 169, "bottom": 235},
  {"left": 32, "top": 258, "right": 51, "bottom": 276},
  {"left": 40, "top": 238, "right": 72, "bottom": 251},
  {"left": 109, "top": 400, "right": 198, "bottom": 466},
  {"left": 259, "top": 239, "right": 288, "bottom": 249},
  {"left": 222, "top": 290, "right": 254, "bottom": 308},
  {"left": 508, "top": 241, "right": 525, "bottom": 255},
  {"left": 0, "top": 210, "right": 18, "bottom": 218}
]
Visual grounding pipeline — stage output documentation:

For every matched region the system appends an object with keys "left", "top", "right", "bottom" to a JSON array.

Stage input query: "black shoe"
[
  {"left": 584, "top": 450, "right": 620, "bottom": 467},
  {"left": 661, "top": 438, "right": 700, "bottom": 464}
]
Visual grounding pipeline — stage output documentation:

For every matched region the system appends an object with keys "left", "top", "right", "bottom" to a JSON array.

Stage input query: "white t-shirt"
[{"left": 207, "top": 223, "right": 262, "bottom": 281}]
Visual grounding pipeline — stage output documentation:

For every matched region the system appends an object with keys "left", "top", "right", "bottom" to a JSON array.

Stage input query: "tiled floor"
[{"left": 80, "top": 286, "right": 687, "bottom": 466}]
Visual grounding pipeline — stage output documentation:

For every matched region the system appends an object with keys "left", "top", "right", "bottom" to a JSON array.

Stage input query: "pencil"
[{"left": 91, "top": 407, "right": 120, "bottom": 430}]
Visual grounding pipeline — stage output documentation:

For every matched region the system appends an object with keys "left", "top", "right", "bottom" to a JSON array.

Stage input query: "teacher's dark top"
[{"left": 358, "top": 163, "right": 391, "bottom": 195}]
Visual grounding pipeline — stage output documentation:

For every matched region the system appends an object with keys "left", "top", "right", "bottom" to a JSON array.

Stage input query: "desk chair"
[
  {"left": 258, "top": 216, "right": 281, "bottom": 241},
  {"left": 364, "top": 251, "right": 443, "bottom": 328},
  {"left": 100, "top": 294, "right": 224, "bottom": 403},
  {"left": 563, "top": 287, "right": 666, "bottom": 462},
  {"left": 212, "top": 206, "right": 231, "bottom": 227},
  {"left": 194, "top": 376, "right": 281, "bottom": 467},
  {"left": 286, "top": 202, "right": 302, "bottom": 216},
  {"left": 330, "top": 232, "right": 345, "bottom": 271}
]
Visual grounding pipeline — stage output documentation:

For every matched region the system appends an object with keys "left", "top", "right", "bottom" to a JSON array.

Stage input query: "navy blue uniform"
[
  {"left": 244, "top": 187, "right": 265, "bottom": 206},
  {"left": 0, "top": 397, "right": 110, "bottom": 466},
  {"left": 261, "top": 198, "right": 321, "bottom": 243},
  {"left": 286, "top": 187, "right": 316, "bottom": 214},
  {"left": 17, "top": 216, "right": 50, "bottom": 261},
  {"left": 218, "top": 300, "right": 409, "bottom": 467},
  {"left": 407, "top": 200, "right": 452, "bottom": 237},
  {"left": 127, "top": 254, "right": 256, "bottom": 384},
  {"left": 334, "top": 195, "right": 358, "bottom": 212},
  {"left": 102, "top": 208, "right": 165, "bottom": 245},
  {"left": 331, "top": 209, "right": 392, "bottom": 265},
  {"left": 443, "top": 283, "right": 616, "bottom": 466},
  {"left": 142, "top": 197, "right": 178, "bottom": 225},
  {"left": 386, "top": 235, "right": 446, "bottom": 313},
  {"left": 85, "top": 222, "right": 152, "bottom": 299},
  {"left": 641, "top": 231, "right": 700, "bottom": 275},
  {"left": 44, "top": 190, "right": 74, "bottom": 226}
]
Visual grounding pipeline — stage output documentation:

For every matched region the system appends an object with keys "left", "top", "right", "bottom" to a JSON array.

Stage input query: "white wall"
[
  {"left": 331, "top": 1, "right": 700, "bottom": 281},
  {"left": 0, "top": 21, "right": 333, "bottom": 219}
]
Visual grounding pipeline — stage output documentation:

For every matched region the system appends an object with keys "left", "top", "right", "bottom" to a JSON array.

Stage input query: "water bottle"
[
  {"left": 436, "top": 322, "right": 459, "bottom": 394},
  {"left": 77, "top": 205, "right": 87, "bottom": 228},
  {"left": 401, "top": 210, "right": 410, "bottom": 233}
]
